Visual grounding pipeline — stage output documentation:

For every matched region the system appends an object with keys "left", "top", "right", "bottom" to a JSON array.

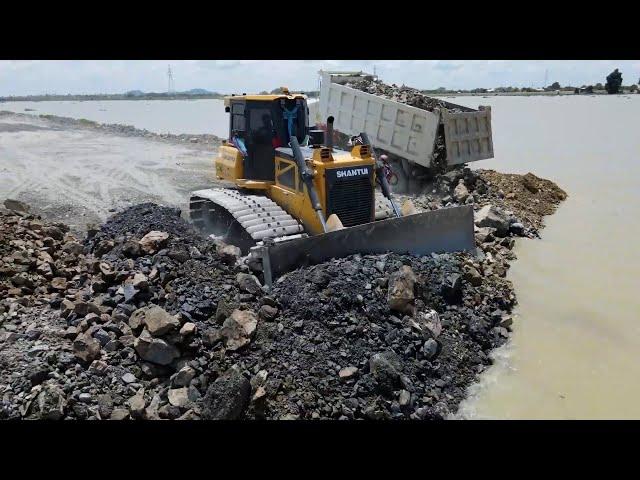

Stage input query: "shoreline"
[
  {"left": 0, "top": 95, "right": 225, "bottom": 102},
  {"left": 0, "top": 110, "right": 223, "bottom": 147},
  {"left": 2, "top": 91, "right": 636, "bottom": 103}
]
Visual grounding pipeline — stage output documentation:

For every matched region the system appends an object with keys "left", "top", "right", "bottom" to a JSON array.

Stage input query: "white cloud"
[{"left": 0, "top": 60, "right": 638, "bottom": 96}]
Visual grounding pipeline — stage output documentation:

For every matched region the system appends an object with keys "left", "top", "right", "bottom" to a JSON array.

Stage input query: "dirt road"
[{"left": 0, "top": 113, "right": 222, "bottom": 232}]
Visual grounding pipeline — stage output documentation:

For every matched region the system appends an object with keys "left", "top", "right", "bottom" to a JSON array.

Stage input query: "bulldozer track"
[
  {"left": 190, "top": 188, "right": 396, "bottom": 243},
  {"left": 189, "top": 188, "right": 306, "bottom": 246}
]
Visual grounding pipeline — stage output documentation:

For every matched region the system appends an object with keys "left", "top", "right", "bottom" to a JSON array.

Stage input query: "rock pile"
[
  {"left": 345, "top": 78, "right": 465, "bottom": 114},
  {"left": 0, "top": 163, "right": 565, "bottom": 420},
  {"left": 399, "top": 166, "right": 567, "bottom": 239},
  {"left": 0, "top": 198, "right": 86, "bottom": 315},
  {"left": 220, "top": 251, "right": 516, "bottom": 420},
  {"left": 474, "top": 170, "right": 567, "bottom": 232},
  {"left": 0, "top": 203, "right": 247, "bottom": 420}
]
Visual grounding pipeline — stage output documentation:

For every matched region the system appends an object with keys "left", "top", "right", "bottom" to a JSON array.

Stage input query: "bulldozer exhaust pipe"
[{"left": 326, "top": 116, "right": 334, "bottom": 151}]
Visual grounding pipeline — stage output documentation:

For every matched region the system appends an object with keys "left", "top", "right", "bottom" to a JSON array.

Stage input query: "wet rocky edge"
[
  {"left": 0, "top": 168, "right": 565, "bottom": 420},
  {"left": 396, "top": 167, "right": 567, "bottom": 236},
  {"left": 0, "top": 111, "right": 222, "bottom": 147}
]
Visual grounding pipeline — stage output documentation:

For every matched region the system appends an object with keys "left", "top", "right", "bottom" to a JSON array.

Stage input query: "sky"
[{"left": 0, "top": 60, "right": 638, "bottom": 96}]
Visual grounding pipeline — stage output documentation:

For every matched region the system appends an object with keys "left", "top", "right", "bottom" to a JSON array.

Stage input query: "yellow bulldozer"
[{"left": 189, "top": 89, "right": 475, "bottom": 285}]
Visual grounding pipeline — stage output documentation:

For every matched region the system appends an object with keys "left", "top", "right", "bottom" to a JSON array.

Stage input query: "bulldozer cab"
[{"left": 226, "top": 94, "right": 309, "bottom": 182}]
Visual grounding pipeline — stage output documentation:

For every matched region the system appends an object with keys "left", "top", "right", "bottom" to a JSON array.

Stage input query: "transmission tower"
[{"left": 167, "top": 64, "right": 175, "bottom": 94}]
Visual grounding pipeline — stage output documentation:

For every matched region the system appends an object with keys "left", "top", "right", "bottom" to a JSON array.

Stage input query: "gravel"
[{"left": 0, "top": 164, "right": 566, "bottom": 420}]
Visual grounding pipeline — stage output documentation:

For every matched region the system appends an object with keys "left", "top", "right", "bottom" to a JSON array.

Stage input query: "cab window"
[{"left": 230, "top": 102, "right": 245, "bottom": 137}]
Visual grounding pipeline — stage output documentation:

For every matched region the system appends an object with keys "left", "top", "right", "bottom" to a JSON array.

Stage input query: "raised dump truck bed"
[{"left": 310, "top": 71, "right": 494, "bottom": 172}]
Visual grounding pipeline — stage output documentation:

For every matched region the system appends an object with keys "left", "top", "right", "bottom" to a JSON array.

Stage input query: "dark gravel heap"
[
  {"left": 0, "top": 203, "right": 251, "bottom": 420},
  {"left": 220, "top": 252, "right": 515, "bottom": 420},
  {"left": 85, "top": 203, "right": 195, "bottom": 251},
  {"left": 0, "top": 162, "right": 565, "bottom": 420}
]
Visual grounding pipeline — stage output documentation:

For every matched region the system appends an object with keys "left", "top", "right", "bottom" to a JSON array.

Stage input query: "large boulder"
[
  {"left": 220, "top": 309, "right": 258, "bottom": 351},
  {"left": 127, "top": 388, "right": 146, "bottom": 418},
  {"left": 441, "top": 273, "right": 463, "bottom": 305},
  {"left": 134, "top": 329, "right": 180, "bottom": 365},
  {"left": 463, "top": 265, "right": 483, "bottom": 287},
  {"left": 171, "top": 366, "right": 197, "bottom": 388},
  {"left": 32, "top": 384, "right": 67, "bottom": 420},
  {"left": 236, "top": 273, "right": 262, "bottom": 295},
  {"left": 214, "top": 299, "right": 235, "bottom": 324},
  {"left": 215, "top": 241, "right": 241, "bottom": 265},
  {"left": 129, "top": 305, "right": 180, "bottom": 336},
  {"left": 423, "top": 339, "right": 439, "bottom": 360},
  {"left": 440, "top": 169, "right": 462, "bottom": 187},
  {"left": 474, "top": 205, "right": 511, "bottom": 237},
  {"left": 416, "top": 309, "right": 442, "bottom": 338},
  {"left": 122, "top": 239, "right": 142, "bottom": 258},
  {"left": 201, "top": 366, "right": 251, "bottom": 420},
  {"left": 143, "top": 306, "right": 180, "bottom": 336},
  {"left": 3, "top": 199, "right": 30, "bottom": 213},
  {"left": 258, "top": 304, "right": 278, "bottom": 322},
  {"left": 139, "top": 231, "right": 169, "bottom": 254},
  {"left": 168, "top": 388, "right": 190, "bottom": 408},
  {"left": 51, "top": 277, "right": 68, "bottom": 291},
  {"left": 387, "top": 266, "right": 416, "bottom": 314},
  {"left": 73, "top": 334, "right": 101, "bottom": 363},
  {"left": 522, "top": 172, "right": 539, "bottom": 193},
  {"left": 453, "top": 179, "right": 469, "bottom": 203},
  {"left": 475, "top": 227, "right": 495, "bottom": 244},
  {"left": 369, "top": 351, "right": 402, "bottom": 395},
  {"left": 73, "top": 301, "right": 101, "bottom": 318}
]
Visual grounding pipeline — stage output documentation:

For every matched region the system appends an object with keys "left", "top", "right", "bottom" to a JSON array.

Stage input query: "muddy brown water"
[
  {"left": 2, "top": 95, "right": 639, "bottom": 418},
  {"left": 445, "top": 94, "right": 640, "bottom": 419}
]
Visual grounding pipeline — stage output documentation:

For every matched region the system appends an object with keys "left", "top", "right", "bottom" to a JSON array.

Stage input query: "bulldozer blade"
[{"left": 259, "top": 205, "right": 476, "bottom": 285}]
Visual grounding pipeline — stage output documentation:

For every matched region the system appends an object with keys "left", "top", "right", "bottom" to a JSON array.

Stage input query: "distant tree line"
[
  {"left": 418, "top": 68, "right": 639, "bottom": 95},
  {"left": 2, "top": 69, "right": 636, "bottom": 103}
]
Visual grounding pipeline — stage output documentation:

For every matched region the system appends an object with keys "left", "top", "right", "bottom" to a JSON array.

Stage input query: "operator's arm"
[{"left": 232, "top": 134, "right": 248, "bottom": 157}]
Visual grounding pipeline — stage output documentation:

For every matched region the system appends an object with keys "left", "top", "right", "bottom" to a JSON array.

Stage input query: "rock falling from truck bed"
[
  {"left": 345, "top": 77, "right": 466, "bottom": 114},
  {"left": 344, "top": 76, "right": 472, "bottom": 172}
]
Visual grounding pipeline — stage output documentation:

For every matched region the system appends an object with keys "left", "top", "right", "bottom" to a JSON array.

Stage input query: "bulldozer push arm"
[
  {"left": 290, "top": 136, "right": 328, "bottom": 232},
  {"left": 359, "top": 131, "right": 401, "bottom": 218}
]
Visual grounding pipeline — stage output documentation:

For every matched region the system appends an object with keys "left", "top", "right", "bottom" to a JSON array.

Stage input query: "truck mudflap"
[
  {"left": 441, "top": 107, "right": 494, "bottom": 166},
  {"left": 253, "top": 205, "right": 476, "bottom": 287}
]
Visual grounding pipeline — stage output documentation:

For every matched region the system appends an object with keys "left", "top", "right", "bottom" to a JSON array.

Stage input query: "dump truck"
[
  {"left": 189, "top": 89, "right": 476, "bottom": 285},
  {"left": 309, "top": 71, "right": 494, "bottom": 192}
]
